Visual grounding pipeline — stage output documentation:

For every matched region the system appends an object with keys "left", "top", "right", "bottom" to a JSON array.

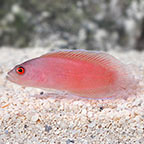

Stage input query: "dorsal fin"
[{"left": 40, "top": 50, "right": 125, "bottom": 70}]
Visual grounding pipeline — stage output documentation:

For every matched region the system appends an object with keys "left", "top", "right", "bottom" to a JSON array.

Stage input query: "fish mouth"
[{"left": 6, "top": 72, "right": 15, "bottom": 83}]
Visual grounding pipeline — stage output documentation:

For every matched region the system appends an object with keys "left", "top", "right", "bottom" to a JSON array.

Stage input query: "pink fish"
[{"left": 7, "top": 50, "right": 136, "bottom": 99}]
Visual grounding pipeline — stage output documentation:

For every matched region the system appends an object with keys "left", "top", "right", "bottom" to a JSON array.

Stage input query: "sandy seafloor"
[{"left": 0, "top": 47, "right": 144, "bottom": 144}]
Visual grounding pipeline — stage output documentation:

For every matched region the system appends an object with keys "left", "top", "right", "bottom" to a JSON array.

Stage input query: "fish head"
[{"left": 6, "top": 58, "right": 46, "bottom": 87}]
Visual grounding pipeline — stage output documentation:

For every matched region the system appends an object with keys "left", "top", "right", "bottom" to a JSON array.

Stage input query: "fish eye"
[{"left": 16, "top": 66, "right": 25, "bottom": 75}]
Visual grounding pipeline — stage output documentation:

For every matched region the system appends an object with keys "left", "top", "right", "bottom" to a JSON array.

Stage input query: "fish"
[{"left": 6, "top": 50, "right": 137, "bottom": 99}]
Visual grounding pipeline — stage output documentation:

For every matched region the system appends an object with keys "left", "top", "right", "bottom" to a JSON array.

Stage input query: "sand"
[{"left": 0, "top": 47, "right": 144, "bottom": 144}]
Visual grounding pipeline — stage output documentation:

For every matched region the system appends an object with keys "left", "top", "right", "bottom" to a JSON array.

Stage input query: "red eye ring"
[{"left": 16, "top": 67, "right": 25, "bottom": 75}]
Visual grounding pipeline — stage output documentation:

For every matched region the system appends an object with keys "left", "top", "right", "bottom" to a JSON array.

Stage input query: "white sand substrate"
[{"left": 0, "top": 47, "right": 144, "bottom": 144}]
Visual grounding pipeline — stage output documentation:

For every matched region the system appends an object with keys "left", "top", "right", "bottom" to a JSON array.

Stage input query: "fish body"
[{"left": 7, "top": 50, "right": 136, "bottom": 99}]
